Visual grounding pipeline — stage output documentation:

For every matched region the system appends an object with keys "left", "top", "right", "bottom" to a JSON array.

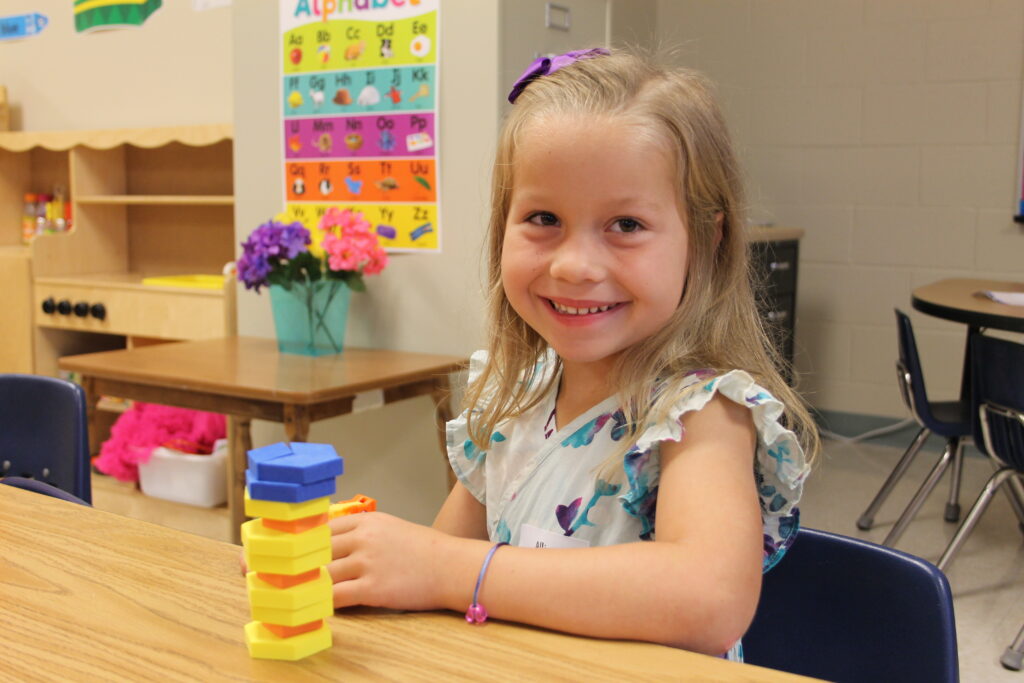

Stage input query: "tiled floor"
[
  {"left": 93, "top": 437, "right": 1024, "bottom": 680},
  {"left": 804, "top": 439, "right": 1024, "bottom": 682}
]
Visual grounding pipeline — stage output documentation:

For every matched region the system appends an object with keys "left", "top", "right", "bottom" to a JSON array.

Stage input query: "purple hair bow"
[{"left": 507, "top": 47, "right": 611, "bottom": 103}]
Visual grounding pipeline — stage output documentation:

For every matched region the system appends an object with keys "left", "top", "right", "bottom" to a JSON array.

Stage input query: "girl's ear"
[{"left": 713, "top": 211, "right": 724, "bottom": 250}]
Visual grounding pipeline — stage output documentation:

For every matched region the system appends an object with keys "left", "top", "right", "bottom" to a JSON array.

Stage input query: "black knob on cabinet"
[
  {"left": 41, "top": 297, "right": 56, "bottom": 314},
  {"left": 56, "top": 299, "right": 72, "bottom": 315},
  {"left": 90, "top": 303, "right": 106, "bottom": 320},
  {"left": 73, "top": 302, "right": 89, "bottom": 317}
]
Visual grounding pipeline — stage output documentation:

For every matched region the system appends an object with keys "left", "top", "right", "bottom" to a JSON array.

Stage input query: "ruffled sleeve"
[
  {"left": 623, "top": 369, "right": 810, "bottom": 571},
  {"left": 446, "top": 350, "right": 490, "bottom": 504}
]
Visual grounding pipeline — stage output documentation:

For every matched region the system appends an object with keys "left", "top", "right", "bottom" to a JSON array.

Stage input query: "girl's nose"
[{"left": 548, "top": 233, "right": 605, "bottom": 284}]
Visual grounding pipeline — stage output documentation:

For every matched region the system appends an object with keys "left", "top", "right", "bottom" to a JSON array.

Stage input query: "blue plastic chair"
[
  {"left": 744, "top": 527, "right": 959, "bottom": 683},
  {"left": 857, "top": 310, "right": 972, "bottom": 545},
  {"left": 0, "top": 476, "right": 91, "bottom": 506},
  {"left": 0, "top": 373, "right": 92, "bottom": 504},
  {"left": 937, "top": 333, "right": 1024, "bottom": 571}
]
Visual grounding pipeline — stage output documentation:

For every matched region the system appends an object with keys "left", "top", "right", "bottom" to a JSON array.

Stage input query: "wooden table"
[
  {"left": 58, "top": 337, "right": 466, "bottom": 542},
  {"left": 0, "top": 486, "right": 812, "bottom": 682},
  {"left": 912, "top": 278, "right": 1024, "bottom": 402},
  {"left": 912, "top": 278, "right": 1024, "bottom": 333}
]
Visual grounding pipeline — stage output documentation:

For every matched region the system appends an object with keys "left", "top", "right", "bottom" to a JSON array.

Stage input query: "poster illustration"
[{"left": 280, "top": 0, "right": 440, "bottom": 252}]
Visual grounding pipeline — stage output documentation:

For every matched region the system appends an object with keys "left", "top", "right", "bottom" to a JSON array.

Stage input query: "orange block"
[
  {"left": 263, "top": 620, "right": 325, "bottom": 639},
  {"left": 328, "top": 494, "right": 377, "bottom": 519},
  {"left": 257, "top": 568, "right": 323, "bottom": 589},
  {"left": 263, "top": 512, "right": 329, "bottom": 534}
]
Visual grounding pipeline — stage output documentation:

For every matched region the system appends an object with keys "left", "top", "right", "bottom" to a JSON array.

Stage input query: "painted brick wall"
[{"left": 658, "top": 0, "right": 1024, "bottom": 417}]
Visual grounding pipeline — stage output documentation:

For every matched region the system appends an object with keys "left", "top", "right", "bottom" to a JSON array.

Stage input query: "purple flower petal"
[{"left": 555, "top": 497, "right": 582, "bottom": 534}]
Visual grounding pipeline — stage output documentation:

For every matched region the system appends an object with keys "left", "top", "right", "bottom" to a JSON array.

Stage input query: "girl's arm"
[
  {"left": 328, "top": 394, "right": 761, "bottom": 655},
  {"left": 432, "top": 480, "right": 488, "bottom": 539}
]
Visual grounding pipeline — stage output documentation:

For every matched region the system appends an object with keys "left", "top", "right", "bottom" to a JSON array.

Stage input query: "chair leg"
[
  {"left": 857, "top": 427, "right": 931, "bottom": 531},
  {"left": 937, "top": 468, "right": 1017, "bottom": 572},
  {"left": 1003, "top": 475, "right": 1024, "bottom": 534},
  {"left": 1002, "top": 621, "right": 1024, "bottom": 671},
  {"left": 944, "top": 437, "right": 965, "bottom": 523},
  {"left": 883, "top": 437, "right": 956, "bottom": 547}
]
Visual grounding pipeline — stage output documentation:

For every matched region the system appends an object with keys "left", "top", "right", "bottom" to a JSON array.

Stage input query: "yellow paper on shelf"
[{"left": 141, "top": 274, "right": 225, "bottom": 290}]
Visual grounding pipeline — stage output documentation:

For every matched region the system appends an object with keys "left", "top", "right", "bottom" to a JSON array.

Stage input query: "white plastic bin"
[{"left": 138, "top": 438, "right": 228, "bottom": 507}]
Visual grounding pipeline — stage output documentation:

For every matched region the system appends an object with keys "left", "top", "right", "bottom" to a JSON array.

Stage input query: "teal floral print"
[
  {"left": 555, "top": 479, "right": 622, "bottom": 536},
  {"left": 461, "top": 431, "right": 506, "bottom": 463},
  {"left": 446, "top": 350, "right": 809, "bottom": 666}
]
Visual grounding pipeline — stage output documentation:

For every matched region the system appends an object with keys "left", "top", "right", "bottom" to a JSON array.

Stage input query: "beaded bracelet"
[{"left": 465, "top": 542, "right": 508, "bottom": 624}]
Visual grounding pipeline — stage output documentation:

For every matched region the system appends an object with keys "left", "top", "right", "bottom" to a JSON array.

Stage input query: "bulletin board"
[{"left": 279, "top": 0, "right": 440, "bottom": 251}]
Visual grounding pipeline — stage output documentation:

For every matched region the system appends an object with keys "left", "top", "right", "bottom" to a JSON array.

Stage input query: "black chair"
[
  {"left": 744, "top": 527, "right": 958, "bottom": 683},
  {"left": 0, "top": 373, "right": 91, "bottom": 504},
  {"left": 857, "top": 310, "right": 972, "bottom": 546},
  {"left": 937, "top": 333, "right": 1024, "bottom": 571}
]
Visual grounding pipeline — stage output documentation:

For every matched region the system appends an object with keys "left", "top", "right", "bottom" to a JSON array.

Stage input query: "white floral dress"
[{"left": 446, "top": 351, "right": 809, "bottom": 661}]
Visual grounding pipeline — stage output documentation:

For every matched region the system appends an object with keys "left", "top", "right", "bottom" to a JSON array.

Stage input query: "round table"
[{"left": 912, "top": 278, "right": 1024, "bottom": 333}]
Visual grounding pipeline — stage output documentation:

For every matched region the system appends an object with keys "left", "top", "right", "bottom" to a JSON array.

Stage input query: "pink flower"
[
  {"left": 316, "top": 208, "right": 388, "bottom": 277},
  {"left": 362, "top": 248, "right": 389, "bottom": 275}
]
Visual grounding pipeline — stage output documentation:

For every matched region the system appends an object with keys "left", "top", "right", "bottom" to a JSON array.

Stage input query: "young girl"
[{"left": 327, "top": 48, "right": 818, "bottom": 661}]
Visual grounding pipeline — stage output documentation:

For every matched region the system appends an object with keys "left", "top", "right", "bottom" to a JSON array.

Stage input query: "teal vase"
[{"left": 268, "top": 280, "right": 351, "bottom": 356}]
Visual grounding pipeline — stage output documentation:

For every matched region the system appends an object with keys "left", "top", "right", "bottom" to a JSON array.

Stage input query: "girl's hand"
[{"left": 328, "top": 512, "right": 460, "bottom": 611}]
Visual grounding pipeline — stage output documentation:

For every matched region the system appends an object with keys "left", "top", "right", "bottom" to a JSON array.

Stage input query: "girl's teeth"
[{"left": 552, "top": 301, "right": 613, "bottom": 315}]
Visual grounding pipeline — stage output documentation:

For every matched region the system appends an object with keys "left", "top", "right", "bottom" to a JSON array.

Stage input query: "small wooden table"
[
  {"left": 0, "top": 486, "right": 812, "bottom": 681},
  {"left": 912, "top": 278, "right": 1024, "bottom": 402},
  {"left": 58, "top": 337, "right": 466, "bottom": 542},
  {"left": 912, "top": 278, "right": 1024, "bottom": 333}
]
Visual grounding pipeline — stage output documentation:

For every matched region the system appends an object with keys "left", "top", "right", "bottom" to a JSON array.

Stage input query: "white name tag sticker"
[{"left": 519, "top": 523, "right": 590, "bottom": 549}]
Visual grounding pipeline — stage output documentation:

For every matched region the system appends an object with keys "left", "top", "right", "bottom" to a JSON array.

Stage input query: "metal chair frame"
[
  {"left": 857, "top": 311, "right": 970, "bottom": 543},
  {"left": 937, "top": 401, "right": 1024, "bottom": 570}
]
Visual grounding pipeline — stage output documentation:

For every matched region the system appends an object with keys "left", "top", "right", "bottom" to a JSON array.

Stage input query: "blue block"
[
  {"left": 247, "top": 442, "right": 294, "bottom": 471},
  {"left": 254, "top": 442, "right": 344, "bottom": 484},
  {"left": 245, "top": 470, "right": 338, "bottom": 503}
]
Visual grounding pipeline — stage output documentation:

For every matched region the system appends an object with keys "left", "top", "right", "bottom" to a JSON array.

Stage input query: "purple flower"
[{"left": 236, "top": 220, "right": 310, "bottom": 292}]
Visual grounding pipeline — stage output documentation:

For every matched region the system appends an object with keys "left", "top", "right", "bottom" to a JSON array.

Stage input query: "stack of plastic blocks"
[{"left": 242, "top": 442, "right": 344, "bottom": 660}]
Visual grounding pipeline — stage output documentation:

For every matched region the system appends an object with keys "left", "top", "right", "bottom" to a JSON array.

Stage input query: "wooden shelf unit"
[{"left": 0, "top": 124, "right": 236, "bottom": 378}]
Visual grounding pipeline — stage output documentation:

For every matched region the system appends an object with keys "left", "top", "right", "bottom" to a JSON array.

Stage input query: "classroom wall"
[
  {"left": 1, "top": 1, "right": 232, "bottom": 131},
  {"left": 232, "top": 1, "right": 501, "bottom": 524},
  {"left": 658, "top": 0, "right": 1024, "bottom": 419}
]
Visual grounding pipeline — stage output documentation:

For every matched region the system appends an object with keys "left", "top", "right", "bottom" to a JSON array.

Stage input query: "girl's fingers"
[
  {"left": 328, "top": 512, "right": 366, "bottom": 535},
  {"left": 331, "top": 526, "right": 359, "bottom": 560},
  {"left": 331, "top": 574, "right": 367, "bottom": 608},
  {"left": 326, "top": 556, "right": 361, "bottom": 584}
]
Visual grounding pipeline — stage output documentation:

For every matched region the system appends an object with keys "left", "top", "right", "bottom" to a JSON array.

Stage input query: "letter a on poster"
[{"left": 280, "top": 0, "right": 441, "bottom": 252}]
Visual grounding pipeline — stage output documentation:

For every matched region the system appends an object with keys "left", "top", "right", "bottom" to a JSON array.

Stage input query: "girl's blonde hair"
[{"left": 465, "top": 48, "right": 820, "bottom": 470}]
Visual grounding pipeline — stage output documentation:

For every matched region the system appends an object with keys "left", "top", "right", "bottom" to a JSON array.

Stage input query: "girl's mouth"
[{"left": 546, "top": 299, "right": 622, "bottom": 316}]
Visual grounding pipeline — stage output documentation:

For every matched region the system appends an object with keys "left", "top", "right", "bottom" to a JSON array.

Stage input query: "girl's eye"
[
  {"left": 527, "top": 212, "right": 559, "bottom": 227},
  {"left": 611, "top": 218, "right": 643, "bottom": 233}
]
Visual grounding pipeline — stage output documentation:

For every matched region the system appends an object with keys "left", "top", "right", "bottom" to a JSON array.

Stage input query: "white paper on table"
[{"left": 977, "top": 290, "right": 1024, "bottom": 306}]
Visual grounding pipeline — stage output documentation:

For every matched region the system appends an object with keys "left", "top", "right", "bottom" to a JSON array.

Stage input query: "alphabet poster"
[{"left": 280, "top": 0, "right": 440, "bottom": 251}]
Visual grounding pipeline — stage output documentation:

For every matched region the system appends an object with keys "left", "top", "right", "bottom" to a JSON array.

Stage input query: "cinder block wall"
[{"left": 658, "top": 0, "right": 1024, "bottom": 419}]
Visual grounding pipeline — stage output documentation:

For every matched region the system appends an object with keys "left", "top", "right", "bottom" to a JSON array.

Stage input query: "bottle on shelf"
[
  {"left": 21, "top": 192, "right": 37, "bottom": 244},
  {"left": 52, "top": 186, "right": 67, "bottom": 232},
  {"left": 34, "top": 193, "right": 51, "bottom": 236}
]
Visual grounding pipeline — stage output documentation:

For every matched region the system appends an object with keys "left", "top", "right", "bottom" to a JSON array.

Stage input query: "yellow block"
[
  {"left": 244, "top": 489, "right": 330, "bottom": 520},
  {"left": 246, "top": 567, "right": 332, "bottom": 610},
  {"left": 244, "top": 621, "right": 332, "bottom": 660},
  {"left": 243, "top": 545, "right": 331, "bottom": 575},
  {"left": 251, "top": 595, "right": 333, "bottom": 626},
  {"left": 241, "top": 519, "right": 330, "bottom": 557}
]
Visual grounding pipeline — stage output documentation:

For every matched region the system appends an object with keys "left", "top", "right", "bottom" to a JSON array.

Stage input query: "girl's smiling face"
[{"left": 501, "top": 114, "right": 689, "bottom": 378}]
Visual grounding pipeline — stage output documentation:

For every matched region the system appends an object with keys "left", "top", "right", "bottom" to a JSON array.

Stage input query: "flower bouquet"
[{"left": 237, "top": 208, "right": 388, "bottom": 355}]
